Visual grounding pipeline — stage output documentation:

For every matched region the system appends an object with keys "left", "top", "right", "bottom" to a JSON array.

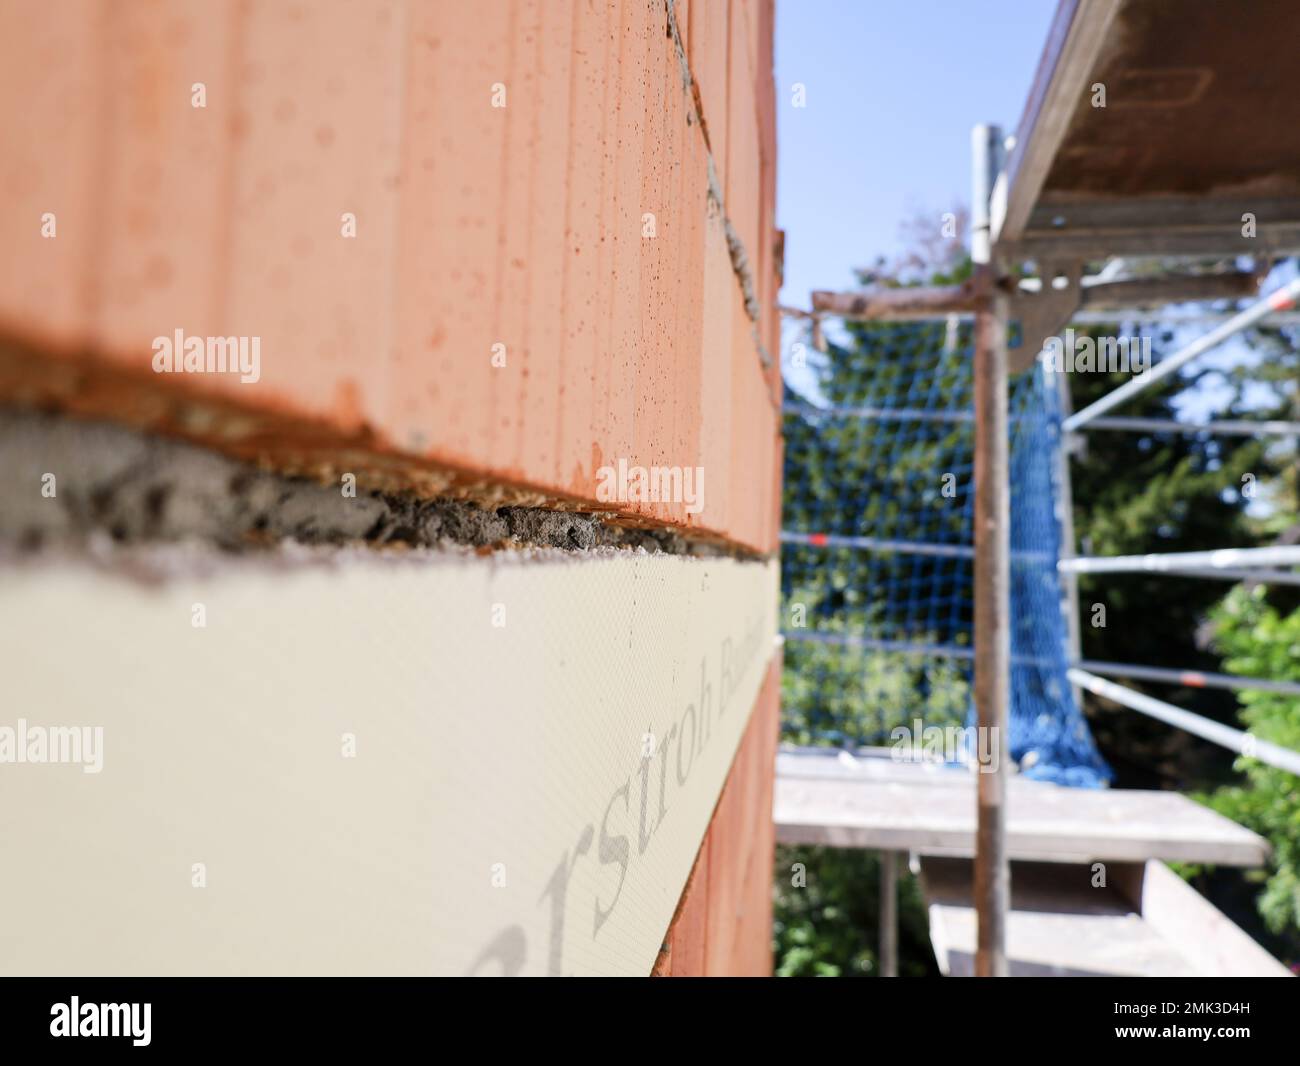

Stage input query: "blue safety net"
[{"left": 781, "top": 318, "right": 1112, "bottom": 787}]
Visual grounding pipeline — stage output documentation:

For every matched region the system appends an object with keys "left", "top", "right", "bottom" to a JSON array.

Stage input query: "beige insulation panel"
[{"left": 0, "top": 548, "right": 778, "bottom": 976}]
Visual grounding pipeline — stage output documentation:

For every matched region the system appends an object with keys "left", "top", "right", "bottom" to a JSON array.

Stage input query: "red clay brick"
[
  {"left": 649, "top": 650, "right": 788, "bottom": 979},
  {"left": 688, "top": 0, "right": 729, "bottom": 173},
  {"left": 663, "top": 836, "right": 709, "bottom": 977},
  {"left": 725, "top": 1, "right": 762, "bottom": 280},
  {"left": 0, "top": 0, "right": 780, "bottom": 552}
]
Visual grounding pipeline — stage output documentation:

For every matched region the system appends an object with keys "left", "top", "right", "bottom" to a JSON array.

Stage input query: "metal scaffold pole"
[
  {"left": 880, "top": 851, "right": 898, "bottom": 977},
  {"left": 1068, "top": 669, "right": 1300, "bottom": 777},
  {"left": 1064, "top": 277, "right": 1300, "bottom": 431},
  {"left": 972, "top": 122, "right": 1009, "bottom": 978},
  {"left": 1059, "top": 544, "right": 1300, "bottom": 574}
]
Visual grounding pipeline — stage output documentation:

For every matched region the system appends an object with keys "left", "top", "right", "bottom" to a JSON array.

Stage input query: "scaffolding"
[
  {"left": 780, "top": 0, "right": 1300, "bottom": 978},
  {"left": 784, "top": 169, "right": 1300, "bottom": 970}
]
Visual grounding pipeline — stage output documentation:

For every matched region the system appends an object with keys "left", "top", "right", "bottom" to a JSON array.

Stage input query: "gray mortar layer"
[{"left": 0, "top": 409, "right": 734, "bottom": 557}]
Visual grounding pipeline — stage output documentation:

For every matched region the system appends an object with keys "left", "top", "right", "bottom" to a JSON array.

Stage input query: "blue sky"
[{"left": 775, "top": 1, "right": 1057, "bottom": 307}]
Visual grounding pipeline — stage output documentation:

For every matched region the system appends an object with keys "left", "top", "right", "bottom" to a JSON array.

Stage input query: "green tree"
[
  {"left": 1197, "top": 586, "right": 1300, "bottom": 966},
  {"left": 778, "top": 255, "right": 974, "bottom": 972},
  {"left": 774, "top": 846, "right": 938, "bottom": 977}
]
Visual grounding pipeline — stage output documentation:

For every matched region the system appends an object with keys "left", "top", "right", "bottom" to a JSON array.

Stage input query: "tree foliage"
[
  {"left": 1200, "top": 585, "right": 1300, "bottom": 962},
  {"left": 773, "top": 845, "right": 938, "bottom": 977}
]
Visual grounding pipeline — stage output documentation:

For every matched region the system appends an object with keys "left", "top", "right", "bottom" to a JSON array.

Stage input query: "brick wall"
[{"left": 0, "top": 0, "right": 780, "bottom": 552}]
